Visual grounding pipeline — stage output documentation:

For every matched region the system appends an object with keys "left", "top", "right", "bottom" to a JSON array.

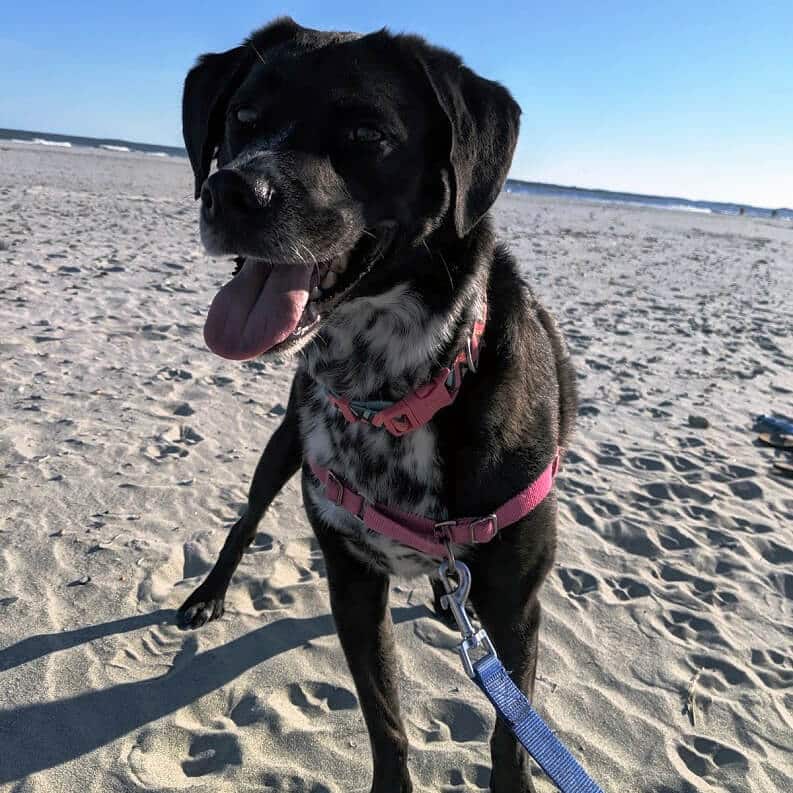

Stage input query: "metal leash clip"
[{"left": 437, "top": 559, "right": 498, "bottom": 678}]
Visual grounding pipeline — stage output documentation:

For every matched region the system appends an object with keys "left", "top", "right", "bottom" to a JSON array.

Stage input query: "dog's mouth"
[{"left": 203, "top": 250, "right": 355, "bottom": 360}]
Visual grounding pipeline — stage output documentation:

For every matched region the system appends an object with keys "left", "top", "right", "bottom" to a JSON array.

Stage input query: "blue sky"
[{"left": 2, "top": 1, "right": 791, "bottom": 207}]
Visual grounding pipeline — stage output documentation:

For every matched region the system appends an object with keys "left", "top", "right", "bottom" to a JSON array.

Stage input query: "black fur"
[{"left": 177, "top": 18, "right": 577, "bottom": 793}]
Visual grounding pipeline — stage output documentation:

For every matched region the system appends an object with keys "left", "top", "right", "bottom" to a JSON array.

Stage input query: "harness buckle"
[
  {"left": 328, "top": 394, "right": 361, "bottom": 425},
  {"left": 468, "top": 513, "right": 498, "bottom": 544},
  {"left": 325, "top": 470, "right": 345, "bottom": 506},
  {"left": 438, "top": 560, "right": 498, "bottom": 678},
  {"left": 380, "top": 412, "right": 415, "bottom": 437},
  {"left": 433, "top": 519, "right": 456, "bottom": 544}
]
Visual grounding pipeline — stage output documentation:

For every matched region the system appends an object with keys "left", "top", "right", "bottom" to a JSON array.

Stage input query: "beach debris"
[
  {"left": 755, "top": 414, "right": 793, "bottom": 435},
  {"left": 68, "top": 575, "right": 92, "bottom": 587},
  {"left": 0, "top": 596, "right": 19, "bottom": 607},
  {"left": 685, "top": 668, "right": 703, "bottom": 727},
  {"left": 757, "top": 432, "right": 793, "bottom": 449},
  {"left": 772, "top": 461, "right": 793, "bottom": 479},
  {"left": 688, "top": 415, "right": 710, "bottom": 429},
  {"left": 268, "top": 403, "right": 286, "bottom": 417},
  {"left": 87, "top": 532, "right": 123, "bottom": 552}
]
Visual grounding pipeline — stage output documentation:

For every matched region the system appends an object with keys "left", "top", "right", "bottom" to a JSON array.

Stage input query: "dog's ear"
[
  {"left": 418, "top": 49, "right": 521, "bottom": 237},
  {"left": 182, "top": 46, "right": 251, "bottom": 199},
  {"left": 182, "top": 18, "right": 304, "bottom": 198}
]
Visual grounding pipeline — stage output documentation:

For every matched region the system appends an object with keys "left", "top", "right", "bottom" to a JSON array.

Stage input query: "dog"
[{"left": 177, "top": 17, "right": 577, "bottom": 793}]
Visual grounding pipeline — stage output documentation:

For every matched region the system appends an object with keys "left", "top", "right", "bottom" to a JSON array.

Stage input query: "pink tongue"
[{"left": 203, "top": 260, "right": 311, "bottom": 360}]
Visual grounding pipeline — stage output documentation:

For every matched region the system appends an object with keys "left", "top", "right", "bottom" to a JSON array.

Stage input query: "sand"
[{"left": 0, "top": 140, "right": 791, "bottom": 793}]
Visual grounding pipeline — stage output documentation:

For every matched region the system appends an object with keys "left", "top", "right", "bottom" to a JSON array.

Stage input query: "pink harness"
[
  {"left": 309, "top": 455, "right": 559, "bottom": 557},
  {"left": 310, "top": 304, "right": 560, "bottom": 558},
  {"left": 327, "top": 309, "right": 488, "bottom": 436}
]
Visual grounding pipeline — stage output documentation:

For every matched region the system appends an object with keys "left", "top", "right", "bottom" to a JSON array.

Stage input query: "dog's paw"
[{"left": 177, "top": 588, "right": 226, "bottom": 630}]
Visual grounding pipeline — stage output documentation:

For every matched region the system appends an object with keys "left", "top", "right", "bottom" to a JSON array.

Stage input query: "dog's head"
[{"left": 183, "top": 17, "right": 520, "bottom": 360}]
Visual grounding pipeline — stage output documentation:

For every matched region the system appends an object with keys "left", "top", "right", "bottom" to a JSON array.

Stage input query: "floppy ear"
[
  {"left": 182, "top": 46, "right": 250, "bottom": 199},
  {"left": 418, "top": 50, "right": 521, "bottom": 237}
]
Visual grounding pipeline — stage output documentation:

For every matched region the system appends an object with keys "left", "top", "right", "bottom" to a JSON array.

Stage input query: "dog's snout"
[{"left": 201, "top": 170, "right": 269, "bottom": 223}]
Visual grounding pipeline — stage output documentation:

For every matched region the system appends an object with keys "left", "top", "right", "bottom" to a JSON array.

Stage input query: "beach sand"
[{"left": 0, "top": 141, "right": 791, "bottom": 792}]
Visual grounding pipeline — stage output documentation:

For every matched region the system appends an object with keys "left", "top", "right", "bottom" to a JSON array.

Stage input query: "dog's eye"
[
  {"left": 235, "top": 106, "right": 258, "bottom": 125},
  {"left": 347, "top": 126, "right": 384, "bottom": 144}
]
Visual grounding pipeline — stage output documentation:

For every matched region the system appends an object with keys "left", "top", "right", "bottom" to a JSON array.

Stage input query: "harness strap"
[
  {"left": 308, "top": 452, "right": 559, "bottom": 557},
  {"left": 327, "top": 306, "right": 487, "bottom": 437}
]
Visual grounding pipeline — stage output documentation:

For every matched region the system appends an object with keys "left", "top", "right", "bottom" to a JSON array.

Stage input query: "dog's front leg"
[
  {"left": 177, "top": 379, "right": 302, "bottom": 629},
  {"left": 314, "top": 526, "right": 413, "bottom": 793},
  {"left": 467, "top": 510, "right": 557, "bottom": 793}
]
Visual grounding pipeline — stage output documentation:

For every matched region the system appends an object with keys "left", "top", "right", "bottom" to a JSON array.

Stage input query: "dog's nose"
[{"left": 201, "top": 170, "right": 264, "bottom": 223}]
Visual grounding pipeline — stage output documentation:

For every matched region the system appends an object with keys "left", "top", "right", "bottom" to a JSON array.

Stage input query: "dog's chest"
[{"left": 299, "top": 287, "right": 453, "bottom": 577}]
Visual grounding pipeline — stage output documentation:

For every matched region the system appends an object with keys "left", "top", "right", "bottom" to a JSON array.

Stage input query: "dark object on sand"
[
  {"left": 757, "top": 432, "right": 793, "bottom": 449},
  {"left": 772, "top": 461, "right": 793, "bottom": 479},
  {"left": 688, "top": 414, "right": 709, "bottom": 429},
  {"left": 756, "top": 414, "right": 793, "bottom": 436}
]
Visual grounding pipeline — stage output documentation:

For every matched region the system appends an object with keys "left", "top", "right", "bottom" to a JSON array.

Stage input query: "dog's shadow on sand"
[{"left": 0, "top": 605, "right": 428, "bottom": 783}]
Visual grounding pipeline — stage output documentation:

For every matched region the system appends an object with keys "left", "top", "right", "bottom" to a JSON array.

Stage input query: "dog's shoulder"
[
  {"left": 439, "top": 239, "right": 575, "bottom": 509},
  {"left": 490, "top": 241, "right": 577, "bottom": 449}
]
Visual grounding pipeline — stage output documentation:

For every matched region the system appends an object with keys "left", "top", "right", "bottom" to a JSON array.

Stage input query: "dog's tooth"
[
  {"left": 330, "top": 258, "right": 348, "bottom": 274},
  {"left": 320, "top": 271, "right": 337, "bottom": 290},
  {"left": 310, "top": 286, "right": 322, "bottom": 300}
]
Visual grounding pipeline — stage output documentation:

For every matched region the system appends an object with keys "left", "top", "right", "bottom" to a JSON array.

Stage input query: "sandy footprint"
[
  {"left": 413, "top": 698, "right": 490, "bottom": 744},
  {"left": 750, "top": 648, "right": 793, "bottom": 690},
  {"left": 661, "top": 609, "right": 727, "bottom": 648},
  {"left": 143, "top": 424, "right": 204, "bottom": 462},
  {"left": 127, "top": 718, "right": 243, "bottom": 790},
  {"left": 673, "top": 734, "right": 749, "bottom": 783},
  {"left": 441, "top": 763, "right": 490, "bottom": 792},
  {"left": 558, "top": 567, "right": 600, "bottom": 599},
  {"left": 605, "top": 575, "right": 651, "bottom": 602},
  {"left": 107, "top": 624, "right": 190, "bottom": 680},
  {"left": 259, "top": 771, "right": 334, "bottom": 793}
]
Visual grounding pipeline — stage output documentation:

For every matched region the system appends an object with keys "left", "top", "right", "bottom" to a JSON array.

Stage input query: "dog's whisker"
[
  {"left": 248, "top": 41, "right": 267, "bottom": 65},
  {"left": 438, "top": 252, "right": 454, "bottom": 291},
  {"left": 299, "top": 242, "right": 318, "bottom": 265}
]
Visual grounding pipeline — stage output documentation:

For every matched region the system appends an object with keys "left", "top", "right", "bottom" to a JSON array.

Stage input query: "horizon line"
[{"left": 1, "top": 125, "right": 790, "bottom": 213}]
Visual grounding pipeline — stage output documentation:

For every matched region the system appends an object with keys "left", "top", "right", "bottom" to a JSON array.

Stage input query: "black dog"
[{"left": 178, "top": 17, "right": 576, "bottom": 793}]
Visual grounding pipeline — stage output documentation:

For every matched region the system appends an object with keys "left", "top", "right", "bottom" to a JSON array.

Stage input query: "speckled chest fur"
[{"left": 298, "top": 283, "right": 481, "bottom": 577}]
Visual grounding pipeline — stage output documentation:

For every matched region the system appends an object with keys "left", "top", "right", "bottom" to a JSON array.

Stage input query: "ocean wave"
[
  {"left": 99, "top": 144, "right": 131, "bottom": 153},
  {"left": 661, "top": 204, "right": 712, "bottom": 214},
  {"left": 12, "top": 137, "right": 72, "bottom": 147},
  {"left": 609, "top": 199, "right": 713, "bottom": 215},
  {"left": 145, "top": 151, "right": 168, "bottom": 157}
]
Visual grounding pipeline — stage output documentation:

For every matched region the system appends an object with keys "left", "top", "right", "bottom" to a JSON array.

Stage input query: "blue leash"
[{"left": 438, "top": 560, "right": 605, "bottom": 793}]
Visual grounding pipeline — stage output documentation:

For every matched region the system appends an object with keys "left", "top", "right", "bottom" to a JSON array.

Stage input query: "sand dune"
[{"left": 0, "top": 141, "right": 791, "bottom": 792}]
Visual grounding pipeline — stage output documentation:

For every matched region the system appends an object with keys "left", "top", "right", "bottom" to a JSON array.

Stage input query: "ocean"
[
  {"left": 3, "top": 127, "right": 790, "bottom": 221},
  {"left": 0, "top": 128, "right": 183, "bottom": 159}
]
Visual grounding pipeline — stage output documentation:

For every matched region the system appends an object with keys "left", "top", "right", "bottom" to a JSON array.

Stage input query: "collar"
[{"left": 326, "top": 303, "right": 487, "bottom": 437}]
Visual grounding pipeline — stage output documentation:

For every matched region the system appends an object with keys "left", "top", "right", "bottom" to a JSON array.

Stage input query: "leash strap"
[
  {"left": 474, "top": 655, "right": 605, "bottom": 793},
  {"left": 438, "top": 561, "right": 605, "bottom": 793}
]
